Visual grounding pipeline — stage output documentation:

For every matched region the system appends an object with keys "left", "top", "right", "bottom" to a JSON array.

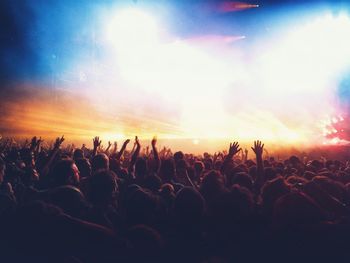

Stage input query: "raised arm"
[
  {"left": 151, "top": 136, "right": 160, "bottom": 172},
  {"left": 104, "top": 141, "right": 112, "bottom": 155},
  {"left": 243, "top": 148, "right": 248, "bottom": 163},
  {"left": 112, "top": 141, "right": 118, "bottom": 154},
  {"left": 251, "top": 140, "right": 264, "bottom": 194},
  {"left": 116, "top": 139, "right": 130, "bottom": 160},
  {"left": 40, "top": 135, "right": 64, "bottom": 176},
  {"left": 129, "top": 136, "right": 141, "bottom": 172},
  {"left": 222, "top": 141, "right": 241, "bottom": 172},
  {"left": 92, "top": 136, "right": 102, "bottom": 157}
]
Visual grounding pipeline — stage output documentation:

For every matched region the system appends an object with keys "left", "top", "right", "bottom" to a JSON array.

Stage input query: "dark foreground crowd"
[{"left": 1, "top": 136, "right": 350, "bottom": 262}]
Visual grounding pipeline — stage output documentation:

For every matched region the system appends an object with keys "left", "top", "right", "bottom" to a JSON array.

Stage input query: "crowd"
[{"left": 1, "top": 135, "right": 350, "bottom": 262}]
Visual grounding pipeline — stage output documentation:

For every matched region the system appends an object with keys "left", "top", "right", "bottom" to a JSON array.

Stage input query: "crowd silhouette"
[{"left": 1, "top": 135, "right": 350, "bottom": 262}]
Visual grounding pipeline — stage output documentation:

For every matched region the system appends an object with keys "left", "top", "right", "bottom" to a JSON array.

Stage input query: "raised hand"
[
  {"left": 93, "top": 136, "right": 102, "bottom": 149},
  {"left": 135, "top": 136, "right": 141, "bottom": 148},
  {"left": 123, "top": 139, "right": 130, "bottom": 147},
  {"left": 115, "top": 139, "right": 130, "bottom": 160},
  {"left": 104, "top": 141, "right": 112, "bottom": 155},
  {"left": 54, "top": 135, "right": 65, "bottom": 149},
  {"left": 129, "top": 136, "right": 141, "bottom": 172},
  {"left": 112, "top": 141, "right": 118, "bottom": 153},
  {"left": 251, "top": 140, "right": 264, "bottom": 194},
  {"left": 251, "top": 140, "right": 264, "bottom": 157},
  {"left": 228, "top": 141, "right": 241, "bottom": 156},
  {"left": 30, "top": 136, "right": 42, "bottom": 150},
  {"left": 151, "top": 136, "right": 157, "bottom": 147},
  {"left": 151, "top": 136, "right": 160, "bottom": 170}
]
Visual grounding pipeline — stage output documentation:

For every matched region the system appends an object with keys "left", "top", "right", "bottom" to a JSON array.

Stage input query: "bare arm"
[
  {"left": 221, "top": 141, "right": 241, "bottom": 173},
  {"left": 104, "top": 141, "right": 112, "bottom": 156},
  {"left": 129, "top": 136, "right": 141, "bottom": 173},
  {"left": 251, "top": 140, "right": 264, "bottom": 194},
  {"left": 92, "top": 136, "right": 101, "bottom": 157},
  {"left": 112, "top": 141, "right": 118, "bottom": 154},
  {"left": 116, "top": 139, "right": 130, "bottom": 160},
  {"left": 151, "top": 136, "right": 160, "bottom": 172},
  {"left": 40, "top": 136, "right": 64, "bottom": 176}
]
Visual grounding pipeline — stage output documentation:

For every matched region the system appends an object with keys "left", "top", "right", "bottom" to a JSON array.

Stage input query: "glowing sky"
[{"left": 1, "top": 0, "right": 350, "bottom": 151}]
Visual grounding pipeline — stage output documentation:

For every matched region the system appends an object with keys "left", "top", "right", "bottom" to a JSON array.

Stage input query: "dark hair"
[
  {"left": 50, "top": 159, "right": 79, "bottom": 187},
  {"left": 91, "top": 153, "right": 109, "bottom": 173},
  {"left": 75, "top": 158, "right": 91, "bottom": 178},
  {"left": 73, "top": 149, "right": 84, "bottom": 160},
  {"left": 173, "top": 187, "right": 205, "bottom": 228},
  {"left": 231, "top": 172, "right": 253, "bottom": 191},
  {"left": 87, "top": 170, "right": 118, "bottom": 206}
]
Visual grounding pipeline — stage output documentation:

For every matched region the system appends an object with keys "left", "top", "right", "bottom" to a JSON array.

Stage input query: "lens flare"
[{"left": 2, "top": 7, "right": 350, "bottom": 152}]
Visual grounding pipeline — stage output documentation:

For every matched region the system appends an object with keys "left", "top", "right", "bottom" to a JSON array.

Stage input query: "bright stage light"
[
  {"left": 105, "top": 8, "right": 158, "bottom": 51},
  {"left": 76, "top": 9, "right": 350, "bottom": 147},
  {"left": 258, "top": 13, "right": 350, "bottom": 96}
]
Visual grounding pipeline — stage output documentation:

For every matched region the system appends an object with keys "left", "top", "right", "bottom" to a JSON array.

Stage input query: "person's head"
[
  {"left": 310, "top": 160, "right": 324, "bottom": 171},
  {"left": 173, "top": 151, "right": 184, "bottom": 163},
  {"left": 200, "top": 170, "right": 225, "bottom": 207},
  {"left": 73, "top": 148, "right": 84, "bottom": 160},
  {"left": 160, "top": 183, "right": 174, "bottom": 195},
  {"left": 143, "top": 174, "right": 162, "bottom": 193},
  {"left": 289, "top": 155, "right": 300, "bottom": 167},
  {"left": 261, "top": 176, "right": 291, "bottom": 217},
  {"left": 200, "top": 170, "right": 225, "bottom": 192},
  {"left": 159, "top": 183, "right": 175, "bottom": 204},
  {"left": 211, "top": 185, "right": 254, "bottom": 225},
  {"left": 231, "top": 172, "right": 253, "bottom": 191},
  {"left": 87, "top": 170, "right": 118, "bottom": 207},
  {"left": 91, "top": 153, "right": 109, "bottom": 173},
  {"left": 264, "top": 167, "right": 278, "bottom": 181},
  {"left": 173, "top": 187, "right": 205, "bottom": 228},
  {"left": 75, "top": 158, "right": 91, "bottom": 178},
  {"left": 51, "top": 159, "right": 80, "bottom": 188}
]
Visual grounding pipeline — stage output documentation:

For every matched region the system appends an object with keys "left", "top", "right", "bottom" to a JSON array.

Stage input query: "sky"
[
  {"left": 1, "top": 0, "right": 347, "bottom": 86},
  {"left": 1, "top": 0, "right": 350, "bottom": 151}
]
